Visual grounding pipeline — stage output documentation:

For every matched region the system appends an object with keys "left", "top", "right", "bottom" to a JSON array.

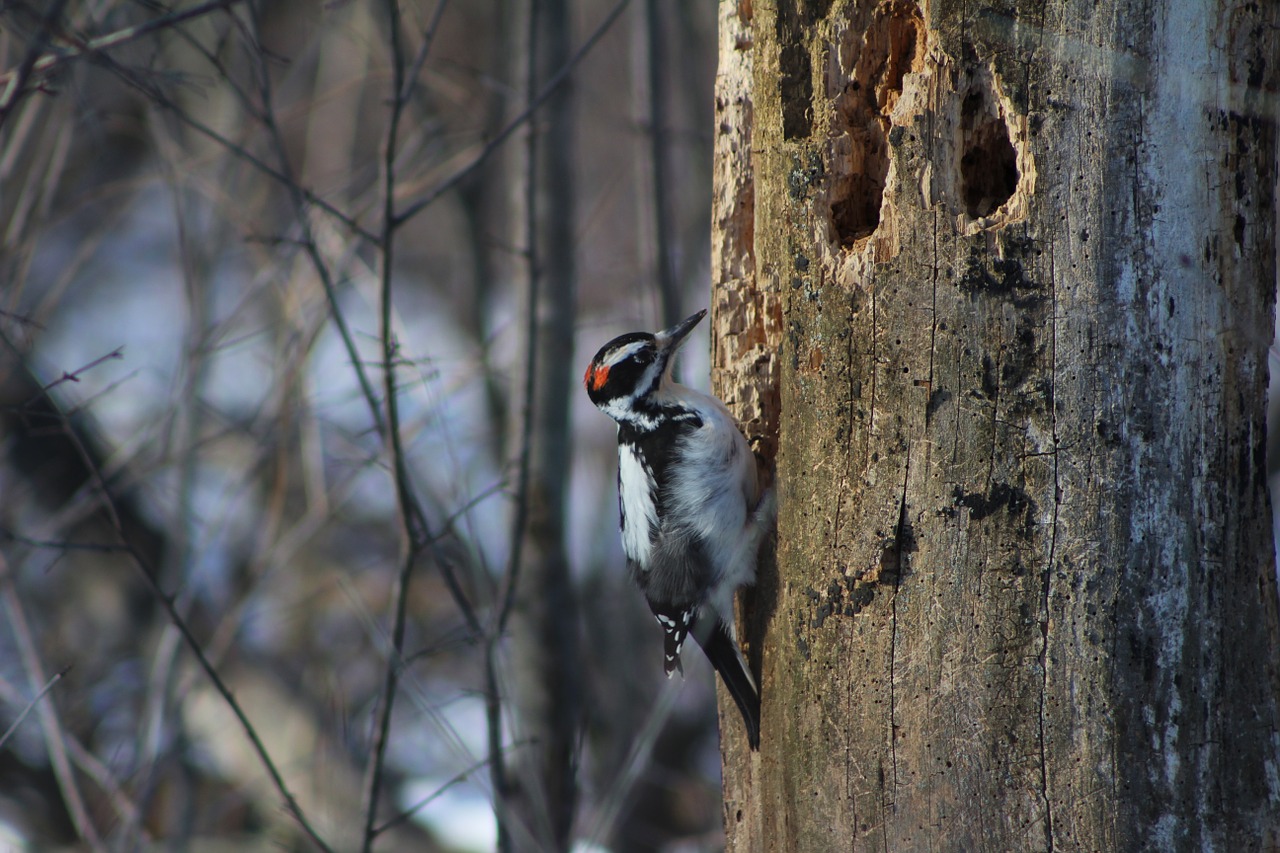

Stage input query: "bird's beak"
[{"left": 654, "top": 309, "right": 706, "bottom": 356}]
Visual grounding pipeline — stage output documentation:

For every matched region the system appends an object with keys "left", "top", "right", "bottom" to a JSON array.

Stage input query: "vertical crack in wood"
[
  {"left": 1036, "top": 233, "right": 1062, "bottom": 852},
  {"left": 888, "top": 452, "right": 911, "bottom": 804}
]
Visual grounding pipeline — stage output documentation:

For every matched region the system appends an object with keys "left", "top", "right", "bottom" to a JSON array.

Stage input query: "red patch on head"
[{"left": 585, "top": 364, "right": 610, "bottom": 392}]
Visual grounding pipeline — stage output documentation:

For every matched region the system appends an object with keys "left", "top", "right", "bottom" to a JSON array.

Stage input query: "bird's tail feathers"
[{"left": 695, "top": 619, "right": 761, "bottom": 749}]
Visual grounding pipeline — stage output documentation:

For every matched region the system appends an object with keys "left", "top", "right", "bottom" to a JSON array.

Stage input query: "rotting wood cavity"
[
  {"left": 827, "top": 0, "right": 924, "bottom": 247},
  {"left": 959, "top": 84, "right": 1019, "bottom": 218}
]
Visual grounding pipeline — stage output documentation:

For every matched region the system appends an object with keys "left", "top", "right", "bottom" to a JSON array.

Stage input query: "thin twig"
[
  {"left": 0, "top": 557, "right": 102, "bottom": 849},
  {"left": 0, "top": 0, "right": 249, "bottom": 93},
  {"left": 397, "top": 0, "right": 451, "bottom": 106},
  {"left": 0, "top": 309, "right": 45, "bottom": 330},
  {"left": 0, "top": 0, "right": 71, "bottom": 129},
  {"left": 141, "top": 9, "right": 381, "bottom": 244},
  {"left": 31, "top": 347, "right": 124, "bottom": 398},
  {"left": 61, "top": 721, "right": 151, "bottom": 842},
  {"left": 0, "top": 664, "right": 71, "bottom": 752},
  {"left": 115, "top": 545, "right": 337, "bottom": 852},
  {"left": 394, "top": 0, "right": 632, "bottom": 227},
  {"left": 227, "top": 12, "right": 389, "bottom": 442},
  {"left": 372, "top": 747, "right": 525, "bottom": 836},
  {"left": 152, "top": 90, "right": 377, "bottom": 243},
  {"left": 0, "top": 527, "right": 132, "bottom": 553},
  {"left": 120, "top": 120, "right": 224, "bottom": 850},
  {"left": 80, "top": 8, "right": 379, "bottom": 244},
  {"left": 581, "top": 679, "right": 681, "bottom": 847},
  {"left": 483, "top": 635, "right": 512, "bottom": 853},
  {"left": 0, "top": 666, "right": 148, "bottom": 836},
  {"left": 360, "top": 2, "right": 485, "bottom": 846}
]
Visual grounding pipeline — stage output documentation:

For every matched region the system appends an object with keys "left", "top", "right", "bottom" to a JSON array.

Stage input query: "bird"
[{"left": 583, "top": 308, "right": 774, "bottom": 748}]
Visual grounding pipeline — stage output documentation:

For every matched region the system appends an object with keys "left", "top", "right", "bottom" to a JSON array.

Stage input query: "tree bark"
[{"left": 712, "top": 0, "right": 1280, "bottom": 849}]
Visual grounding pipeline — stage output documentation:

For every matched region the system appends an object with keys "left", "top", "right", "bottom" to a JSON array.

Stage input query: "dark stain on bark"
[
  {"left": 802, "top": 571, "right": 884, "bottom": 634},
  {"left": 958, "top": 249, "right": 1041, "bottom": 306},
  {"left": 979, "top": 353, "right": 999, "bottom": 399},
  {"left": 779, "top": 42, "right": 814, "bottom": 139},
  {"left": 776, "top": 0, "right": 829, "bottom": 140},
  {"left": 926, "top": 387, "right": 952, "bottom": 422},
  {"left": 948, "top": 482, "right": 1038, "bottom": 538}
]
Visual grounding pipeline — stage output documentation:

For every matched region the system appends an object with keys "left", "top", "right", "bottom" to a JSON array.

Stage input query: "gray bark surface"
[{"left": 711, "top": 0, "right": 1280, "bottom": 849}]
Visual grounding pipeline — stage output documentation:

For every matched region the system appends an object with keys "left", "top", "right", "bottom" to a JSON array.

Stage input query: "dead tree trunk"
[{"left": 711, "top": 0, "right": 1280, "bottom": 849}]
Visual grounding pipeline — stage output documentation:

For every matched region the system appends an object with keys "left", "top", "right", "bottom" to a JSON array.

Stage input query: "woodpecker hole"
[
  {"left": 777, "top": 0, "right": 830, "bottom": 139},
  {"left": 958, "top": 83, "right": 1019, "bottom": 219},
  {"left": 827, "top": 0, "right": 924, "bottom": 248}
]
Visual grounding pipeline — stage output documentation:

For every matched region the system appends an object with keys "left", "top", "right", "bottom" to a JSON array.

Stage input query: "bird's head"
[{"left": 583, "top": 309, "right": 705, "bottom": 421}]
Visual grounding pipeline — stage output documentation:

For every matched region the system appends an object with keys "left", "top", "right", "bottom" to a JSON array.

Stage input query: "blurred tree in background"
[{"left": 0, "top": 0, "right": 729, "bottom": 849}]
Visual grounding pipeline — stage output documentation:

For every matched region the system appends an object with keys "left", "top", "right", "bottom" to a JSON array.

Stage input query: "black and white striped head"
[{"left": 583, "top": 309, "right": 705, "bottom": 424}]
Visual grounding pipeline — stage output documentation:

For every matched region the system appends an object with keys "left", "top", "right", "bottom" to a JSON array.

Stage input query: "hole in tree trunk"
[
  {"left": 826, "top": 0, "right": 924, "bottom": 248},
  {"left": 959, "top": 87, "right": 1019, "bottom": 219}
]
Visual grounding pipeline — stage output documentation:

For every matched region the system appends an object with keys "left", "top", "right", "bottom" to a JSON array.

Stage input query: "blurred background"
[{"left": 0, "top": 0, "right": 730, "bottom": 850}]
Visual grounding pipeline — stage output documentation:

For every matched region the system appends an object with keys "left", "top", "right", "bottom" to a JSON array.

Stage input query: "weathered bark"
[{"left": 712, "top": 0, "right": 1280, "bottom": 849}]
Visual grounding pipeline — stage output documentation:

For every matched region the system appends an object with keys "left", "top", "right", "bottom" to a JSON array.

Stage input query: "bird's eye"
[{"left": 634, "top": 351, "right": 653, "bottom": 364}]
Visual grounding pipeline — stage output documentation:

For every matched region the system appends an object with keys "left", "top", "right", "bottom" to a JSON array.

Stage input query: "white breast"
[{"left": 618, "top": 442, "right": 658, "bottom": 565}]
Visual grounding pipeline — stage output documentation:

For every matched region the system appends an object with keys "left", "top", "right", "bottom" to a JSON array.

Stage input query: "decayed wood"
[
  {"left": 711, "top": 0, "right": 779, "bottom": 467},
  {"left": 711, "top": 0, "right": 1280, "bottom": 849},
  {"left": 708, "top": 0, "right": 774, "bottom": 847}
]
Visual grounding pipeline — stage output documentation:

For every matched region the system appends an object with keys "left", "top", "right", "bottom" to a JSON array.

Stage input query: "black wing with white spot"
[{"left": 650, "top": 603, "right": 697, "bottom": 676}]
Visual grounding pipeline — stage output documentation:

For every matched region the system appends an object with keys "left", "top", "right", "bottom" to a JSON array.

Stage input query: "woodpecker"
[{"left": 584, "top": 308, "right": 773, "bottom": 749}]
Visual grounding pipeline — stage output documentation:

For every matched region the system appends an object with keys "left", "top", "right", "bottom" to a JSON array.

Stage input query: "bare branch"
[
  {"left": 75, "top": 8, "right": 379, "bottom": 244},
  {"left": 394, "top": 0, "right": 632, "bottom": 227},
  {"left": 397, "top": 0, "right": 451, "bottom": 107},
  {"left": 0, "top": 309, "right": 45, "bottom": 330},
  {"left": 0, "top": 557, "right": 101, "bottom": 848},
  {"left": 219, "top": 10, "right": 389, "bottom": 445},
  {"left": 0, "top": 0, "right": 249, "bottom": 97},
  {"left": 0, "top": 527, "right": 132, "bottom": 553},
  {"left": 372, "top": 747, "right": 524, "bottom": 837},
  {"left": 0, "top": 663, "right": 71, "bottom": 752},
  {"left": 0, "top": 333, "right": 337, "bottom": 853},
  {"left": 0, "top": 0, "right": 71, "bottom": 129},
  {"left": 32, "top": 347, "right": 124, "bottom": 398},
  {"left": 360, "top": 0, "right": 416, "bottom": 842},
  {"left": 360, "top": 4, "right": 484, "bottom": 846},
  {"left": 484, "top": 636, "right": 513, "bottom": 853}
]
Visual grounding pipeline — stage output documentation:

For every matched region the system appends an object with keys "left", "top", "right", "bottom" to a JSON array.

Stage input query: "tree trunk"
[
  {"left": 506, "top": 0, "right": 581, "bottom": 849},
  {"left": 712, "top": 0, "right": 1280, "bottom": 849}
]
